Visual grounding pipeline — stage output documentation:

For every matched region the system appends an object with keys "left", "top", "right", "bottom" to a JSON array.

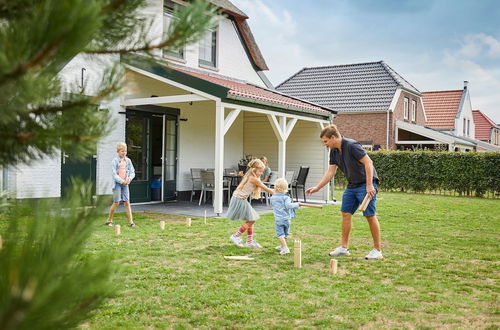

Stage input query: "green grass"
[{"left": 4, "top": 192, "right": 500, "bottom": 328}]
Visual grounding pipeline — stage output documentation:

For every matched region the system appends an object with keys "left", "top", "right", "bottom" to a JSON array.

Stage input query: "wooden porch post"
[
  {"left": 214, "top": 101, "right": 224, "bottom": 215},
  {"left": 319, "top": 122, "right": 331, "bottom": 202},
  {"left": 268, "top": 115, "right": 298, "bottom": 178}
]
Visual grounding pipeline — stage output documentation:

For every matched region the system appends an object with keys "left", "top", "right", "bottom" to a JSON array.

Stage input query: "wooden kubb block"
[
  {"left": 329, "top": 259, "right": 338, "bottom": 274},
  {"left": 294, "top": 239, "right": 302, "bottom": 268}
]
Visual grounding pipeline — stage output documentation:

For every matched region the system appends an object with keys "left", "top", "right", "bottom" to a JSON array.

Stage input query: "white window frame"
[
  {"left": 411, "top": 100, "right": 416, "bottom": 122},
  {"left": 403, "top": 97, "right": 409, "bottom": 120},
  {"left": 163, "top": 1, "right": 185, "bottom": 60},
  {"left": 198, "top": 27, "right": 218, "bottom": 68}
]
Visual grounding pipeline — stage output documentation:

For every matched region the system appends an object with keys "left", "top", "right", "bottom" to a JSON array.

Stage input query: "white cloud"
[
  {"left": 459, "top": 33, "right": 500, "bottom": 59},
  {"left": 442, "top": 48, "right": 500, "bottom": 122},
  {"left": 231, "top": 0, "right": 322, "bottom": 85}
]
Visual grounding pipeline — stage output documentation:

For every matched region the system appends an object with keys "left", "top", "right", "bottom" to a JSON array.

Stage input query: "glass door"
[
  {"left": 126, "top": 115, "right": 150, "bottom": 203},
  {"left": 163, "top": 115, "right": 177, "bottom": 201}
]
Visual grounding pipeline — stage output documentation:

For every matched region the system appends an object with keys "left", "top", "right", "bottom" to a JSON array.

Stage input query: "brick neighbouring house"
[
  {"left": 275, "top": 61, "right": 425, "bottom": 150},
  {"left": 421, "top": 81, "right": 499, "bottom": 152},
  {"left": 472, "top": 110, "right": 500, "bottom": 147}
]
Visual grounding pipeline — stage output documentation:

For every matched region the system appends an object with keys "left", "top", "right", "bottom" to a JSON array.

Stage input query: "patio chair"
[
  {"left": 285, "top": 170, "right": 295, "bottom": 197},
  {"left": 291, "top": 166, "right": 309, "bottom": 202},
  {"left": 190, "top": 168, "right": 203, "bottom": 202},
  {"left": 199, "top": 170, "right": 230, "bottom": 206}
]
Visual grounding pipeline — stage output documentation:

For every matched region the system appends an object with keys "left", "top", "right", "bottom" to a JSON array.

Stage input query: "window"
[
  {"left": 411, "top": 100, "right": 416, "bottom": 122},
  {"left": 463, "top": 118, "right": 466, "bottom": 135},
  {"left": 403, "top": 98, "right": 409, "bottom": 120},
  {"left": 467, "top": 119, "right": 470, "bottom": 136},
  {"left": 199, "top": 28, "right": 217, "bottom": 67},
  {"left": 163, "top": 1, "right": 184, "bottom": 59}
]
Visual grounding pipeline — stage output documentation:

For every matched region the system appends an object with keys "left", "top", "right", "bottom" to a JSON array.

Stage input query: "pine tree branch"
[
  {"left": 31, "top": 82, "right": 121, "bottom": 115},
  {"left": 84, "top": 32, "right": 183, "bottom": 55},
  {"left": 0, "top": 35, "right": 64, "bottom": 86},
  {"left": 102, "top": 0, "right": 128, "bottom": 14}
]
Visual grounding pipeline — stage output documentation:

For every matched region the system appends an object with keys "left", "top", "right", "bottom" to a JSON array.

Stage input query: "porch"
[{"left": 109, "top": 56, "right": 336, "bottom": 215}]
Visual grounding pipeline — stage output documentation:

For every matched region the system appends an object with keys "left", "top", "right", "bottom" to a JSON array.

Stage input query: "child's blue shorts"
[
  {"left": 113, "top": 183, "right": 130, "bottom": 203},
  {"left": 341, "top": 183, "right": 378, "bottom": 216},
  {"left": 275, "top": 221, "right": 290, "bottom": 238}
]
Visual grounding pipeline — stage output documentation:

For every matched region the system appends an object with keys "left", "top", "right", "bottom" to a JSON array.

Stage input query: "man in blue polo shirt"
[{"left": 305, "top": 124, "right": 383, "bottom": 260}]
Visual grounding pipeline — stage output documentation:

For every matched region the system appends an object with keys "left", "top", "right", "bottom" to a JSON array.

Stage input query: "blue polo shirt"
[{"left": 329, "top": 137, "right": 379, "bottom": 189}]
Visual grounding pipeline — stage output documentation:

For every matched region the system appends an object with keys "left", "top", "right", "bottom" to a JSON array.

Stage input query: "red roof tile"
[
  {"left": 472, "top": 110, "right": 498, "bottom": 140},
  {"left": 422, "top": 90, "right": 463, "bottom": 129},
  {"left": 175, "top": 67, "right": 331, "bottom": 115}
]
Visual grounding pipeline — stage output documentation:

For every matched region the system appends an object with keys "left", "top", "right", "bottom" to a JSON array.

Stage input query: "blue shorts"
[
  {"left": 113, "top": 183, "right": 130, "bottom": 203},
  {"left": 275, "top": 221, "right": 290, "bottom": 238},
  {"left": 341, "top": 183, "right": 378, "bottom": 216}
]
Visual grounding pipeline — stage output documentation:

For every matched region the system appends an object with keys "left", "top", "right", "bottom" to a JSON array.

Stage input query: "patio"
[
  {"left": 115, "top": 197, "right": 335, "bottom": 218},
  {"left": 126, "top": 200, "right": 274, "bottom": 218}
]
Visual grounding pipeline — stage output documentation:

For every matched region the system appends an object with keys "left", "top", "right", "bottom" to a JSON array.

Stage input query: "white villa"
[{"left": 2, "top": 0, "right": 336, "bottom": 215}]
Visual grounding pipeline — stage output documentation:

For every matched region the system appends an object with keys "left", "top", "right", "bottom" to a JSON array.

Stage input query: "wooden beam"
[
  {"left": 223, "top": 108, "right": 241, "bottom": 135},
  {"left": 267, "top": 114, "right": 285, "bottom": 141},
  {"left": 284, "top": 118, "right": 298, "bottom": 140},
  {"left": 214, "top": 101, "right": 224, "bottom": 215},
  {"left": 122, "top": 94, "right": 207, "bottom": 106}
]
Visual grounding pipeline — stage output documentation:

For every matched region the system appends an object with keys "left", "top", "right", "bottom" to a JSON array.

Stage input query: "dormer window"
[
  {"left": 199, "top": 28, "right": 217, "bottom": 68},
  {"left": 163, "top": 1, "right": 184, "bottom": 60}
]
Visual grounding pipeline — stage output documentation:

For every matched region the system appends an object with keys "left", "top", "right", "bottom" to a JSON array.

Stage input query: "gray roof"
[{"left": 276, "top": 61, "right": 420, "bottom": 113}]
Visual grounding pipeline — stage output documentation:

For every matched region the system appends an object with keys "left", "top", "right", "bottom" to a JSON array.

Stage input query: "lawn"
[{"left": 6, "top": 192, "right": 500, "bottom": 328}]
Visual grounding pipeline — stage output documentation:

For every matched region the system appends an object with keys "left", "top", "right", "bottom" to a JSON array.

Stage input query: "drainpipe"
[{"left": 386, "top": 108, "right": 390, "bottom": 149}]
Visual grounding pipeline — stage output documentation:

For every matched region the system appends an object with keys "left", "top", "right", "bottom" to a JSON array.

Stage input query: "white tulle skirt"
[{"left": 226, "top": 196, "right": 259, "bottom": 221}]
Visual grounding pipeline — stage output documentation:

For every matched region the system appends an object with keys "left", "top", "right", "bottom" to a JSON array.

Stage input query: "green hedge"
[{"left": 334, "top": 151, "right": 500, "bottom": 197}]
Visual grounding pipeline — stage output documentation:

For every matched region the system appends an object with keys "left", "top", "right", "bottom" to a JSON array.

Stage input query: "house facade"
[
  {"left": 472, "top": 110, "right": 500, "bottom": 147},
  {"left": 4, "top": 0, "right": 336, "bottom": 214},
  {"left": 422, "top": 81, "right": 476, "bottom": 139},
  {"left": 276, "top": 61, "right": 426, "bottom": 150},
  {"left": 419, "top": 81, "right": 499, "bottom": 152}
]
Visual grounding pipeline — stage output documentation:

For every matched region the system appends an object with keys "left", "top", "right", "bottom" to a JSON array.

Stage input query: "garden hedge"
[{"left": 333, "top": 151, "right": 500, "bottom": 197}]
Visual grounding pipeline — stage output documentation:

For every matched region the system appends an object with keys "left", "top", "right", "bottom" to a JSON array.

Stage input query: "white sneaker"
[
  {"left": 279, "top": 247, "right": 290, "bottom": 255},
  {"left": 365, "top": 249, "right": 383, "bottom": 260},
  {"left": 275, "top": 245, "right": 283, "bottom": 251},
  {"left": 246, "top": 241, "right": 263, "bottom": 249},
  {"left": 328, "top": 246, "right": 350, "bottom": 257},
  {"left": 229, "top": 235, "right": 244, "bottom": 247}
]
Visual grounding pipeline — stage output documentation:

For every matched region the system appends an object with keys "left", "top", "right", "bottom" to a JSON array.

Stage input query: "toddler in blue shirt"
[{"left": 270, "top": 178, "right": 305, "bottom": 255}]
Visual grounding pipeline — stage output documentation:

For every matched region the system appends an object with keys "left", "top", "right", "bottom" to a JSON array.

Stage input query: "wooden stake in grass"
[
  {"left": 359, "top": 193, "right": 372, "bottom": 212},
  {"left": 186, "top": 217, "right": 192, "bottom": 227},
  {"left": 115, "top": 224, "right": 121, "bottom": 235},
  {"left": 204, "top": 210, "right": 207, "bottom": 224},
  {"left": 159, "top": 220, "right": 165, "bottom": 230},
  {"left": 223, "top": 256, "right": 255, "bottom": 261},
  {"left": 329, "top": 259, "right": 338, "bottom": 274},
  {"left": 294, "top": 239, "right": 302, "bottom": 268},
  {"left": 0, "top": 235, "right": 3, "bottom": 249}
]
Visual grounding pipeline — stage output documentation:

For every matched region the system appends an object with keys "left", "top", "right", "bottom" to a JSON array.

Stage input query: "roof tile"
[
  {"left": 175, "top": 67, "right": 332, "bottom": 115},
  {"left": 472, "top": 110, "right": 499, "bottom": 140},
  {"left": 276, "top": 61, "right": 419, "bottom": 113},
  {"left": 422, "top": 90, "right": 463, "bottom": 129}
]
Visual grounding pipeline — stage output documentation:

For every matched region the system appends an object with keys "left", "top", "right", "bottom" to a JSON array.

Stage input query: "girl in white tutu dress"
[{"left": 228, "top": 159, "right": 275, "bottom": 248}]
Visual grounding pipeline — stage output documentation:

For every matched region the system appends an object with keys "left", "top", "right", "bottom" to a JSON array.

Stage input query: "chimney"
[{"left": 464, "top": 80, "right": 469, "bottom": 88}]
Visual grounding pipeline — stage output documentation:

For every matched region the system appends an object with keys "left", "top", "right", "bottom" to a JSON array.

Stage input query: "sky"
[{"left": 231, "top": 0, "right": 500, "bottom": 123}]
